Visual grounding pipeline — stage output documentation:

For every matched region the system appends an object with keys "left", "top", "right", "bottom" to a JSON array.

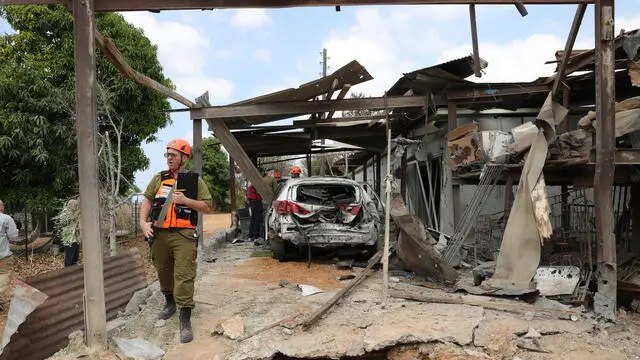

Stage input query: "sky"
[{"left": 2, "top": 3, "right": 640, "bottom": 191}]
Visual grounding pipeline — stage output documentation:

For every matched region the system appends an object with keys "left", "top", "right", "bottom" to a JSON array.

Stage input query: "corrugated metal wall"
[{"left": 0, "top": 248, "right": 147, "bottom": 360}]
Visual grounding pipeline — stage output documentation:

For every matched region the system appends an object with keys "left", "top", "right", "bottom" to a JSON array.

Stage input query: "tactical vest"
[{"left": 150, "top": 170, "right": 198, "bottom": 229}]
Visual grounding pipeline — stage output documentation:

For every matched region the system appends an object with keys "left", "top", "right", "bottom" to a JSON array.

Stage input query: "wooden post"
[
  {"left": 363, "top": 158, "right": 368, "bottom": 183},
  {"left": 193, "top": 118, "right": 204, "bottom": 242},
  {"left": 469, "top": 4, "right": 482, "bottom": 77},
  {"left": 375, "top": 153, "right": 382, "bottom": 196},
  {"left": 632, "top": 184, "right": 640, "bottom": 256},
  {"left": 448, "top": 102, "right": 461, "bottom": 226},
  {"left": 400, "top": 150, "right": 407, "bottom": 202},
  {"left": 306, "top": 154, "right": 312, "bottom": 177},
  {"left": 229, "top": 157, "right": 237, "bottom": 212},
  {"left": 73, "top": 0, "right": 107, "bottom": 348},
  {"left": 593, "top": 0, "right": 617, "bottom": 320}
]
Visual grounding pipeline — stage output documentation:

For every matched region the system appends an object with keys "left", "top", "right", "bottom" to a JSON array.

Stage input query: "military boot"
[
  {"left": 158, "top": 294, "right": 176, "bottom": 320},
  {"left": 179, "top": 307, "right": 193, "bottom": 343}
]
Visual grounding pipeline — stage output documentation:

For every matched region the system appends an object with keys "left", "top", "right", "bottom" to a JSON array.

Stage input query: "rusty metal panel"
[{"left": 0, "top": 248, "right": 147, "bottom": 360}]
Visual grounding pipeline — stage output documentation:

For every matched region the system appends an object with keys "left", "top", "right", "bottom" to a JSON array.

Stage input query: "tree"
[
  {"left": 0, "top": 5, "right": 172, "bottom": 213},
  {"left": 342, "top": 91, "right": 384, "bottom": 118},
  {"left": 201, "top": 137, "right": 230, "bottom": 212}
]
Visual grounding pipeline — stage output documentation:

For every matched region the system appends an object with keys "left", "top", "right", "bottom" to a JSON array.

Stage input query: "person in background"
[
  {"left": 245, "top": 168, "right": 265, "bottom": 244},
  {"left": 290, "top": 166, "right": 302, "bottom": 178},
  {"left": 0, "top": 200, "right": 18, "bottom": 297}
]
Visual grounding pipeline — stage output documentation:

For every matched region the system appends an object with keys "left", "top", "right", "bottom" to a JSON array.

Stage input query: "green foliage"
[
  {"left": 201, "top": 137, "right": 230, "bottom": 212},
  {"left": 0, "top": 5, "right": 172, "bottom": 212}
]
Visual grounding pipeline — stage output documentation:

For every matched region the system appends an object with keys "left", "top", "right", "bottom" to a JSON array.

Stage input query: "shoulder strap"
[{"left": 154, "top": 180, "right": 177, "bottom": 228}]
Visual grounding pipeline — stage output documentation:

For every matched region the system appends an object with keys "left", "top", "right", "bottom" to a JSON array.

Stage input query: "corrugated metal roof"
[
  {"left": 0, "top": 248, "right": 147, "bottom": 360},
  {"left": 221, "top": 60, "right": 373, "bottom": 128},
  {"left": 387, "top": 55, "right": 486, "bottom": 97}
]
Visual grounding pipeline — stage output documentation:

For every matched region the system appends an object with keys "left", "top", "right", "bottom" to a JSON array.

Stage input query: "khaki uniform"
[{"left": 144, "top": 174, "right": 212, "bottom": 308}]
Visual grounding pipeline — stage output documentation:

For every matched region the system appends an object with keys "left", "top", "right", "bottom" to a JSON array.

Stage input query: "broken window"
[{"left": 295, "top": 184, "right": 357, "bottom": 206}]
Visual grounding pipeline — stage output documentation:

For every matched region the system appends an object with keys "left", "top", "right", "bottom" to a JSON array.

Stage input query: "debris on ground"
[
  {"left": 297, "top": 284, "right": 324, "bottom": 297},
  {"left": 113, "top": 337, "right": 164, "bottom": 360},
  {"left": 336, "top": 259, "right": 354, "bottom": 270},
  {"left": 213, "top": 316, "right": 245, "bottom": 340},
  {"left": 336, "top": 274, "right": 356, "bottom": 281}
]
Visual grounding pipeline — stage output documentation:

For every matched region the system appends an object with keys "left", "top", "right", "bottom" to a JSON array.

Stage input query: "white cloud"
[
  {"left": 618, "top": 14, "right": 640, "bottom": 33},
  {"left": 438, "top": 34, "right": 592, "bottom": 83},
  {"left": 121, "top": 12, "right": 234, "bottom": 102},
  {"left": 322, "top": 7, "right": 468, "bottom": 97},
  {"left": 230, "top": 9, "right": 272, "bottom": 29},
  {"left": 252, "top": 49, "right": 272, "bottom": 63}
]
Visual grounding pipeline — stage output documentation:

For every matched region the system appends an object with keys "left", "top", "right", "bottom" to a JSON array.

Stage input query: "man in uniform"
[
  {"left": 0, "top": 200, "right": 18, "bottom": 297},
  {"left": 139, "top": 139, "right": 213, "bottom": 343}
]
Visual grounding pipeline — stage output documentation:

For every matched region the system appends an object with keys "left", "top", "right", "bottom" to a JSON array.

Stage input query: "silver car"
[{"left": 266, "top": 177, "right": 382, "bottom": 261}]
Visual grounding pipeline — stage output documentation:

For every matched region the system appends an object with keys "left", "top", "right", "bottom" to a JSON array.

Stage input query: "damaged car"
[{"left": 266, "top": 177, "right": 383, "bottom": 261}]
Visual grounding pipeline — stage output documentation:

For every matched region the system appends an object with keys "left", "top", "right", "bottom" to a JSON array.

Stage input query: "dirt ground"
[
  {"left": 202, "top": 212, "right": 232, "bottom": 239},
  {"left": 46, "top": 238, "right": 640, "bottom": 360}
]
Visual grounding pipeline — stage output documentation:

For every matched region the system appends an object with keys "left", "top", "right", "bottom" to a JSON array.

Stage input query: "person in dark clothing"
[
  {"left": 246, "top": 171, "right": 264, "bottom": 243},
  {"left": 64, "top": 243, "right": 80, "bottom": 267}
]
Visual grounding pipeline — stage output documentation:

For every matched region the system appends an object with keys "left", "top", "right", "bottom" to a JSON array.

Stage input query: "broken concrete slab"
[
  {"left": 214, "top": 316, "right": 245, "bottom": 340},
  {"left": 362, "top": 303, "right": 484, "bottom": 351}
]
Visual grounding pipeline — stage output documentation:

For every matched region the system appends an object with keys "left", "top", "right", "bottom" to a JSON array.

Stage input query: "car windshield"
[{"left": 295, "top": 184, "right": 357, "bottom": 206}]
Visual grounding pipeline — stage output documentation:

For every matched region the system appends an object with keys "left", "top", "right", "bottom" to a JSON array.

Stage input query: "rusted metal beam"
[
  {"left": 447, "top": 84, "right": 549, "bottom": 100},
  {"left": 469, "top": 4, "right": 482, "bottom": 78},
  {"left": 2, "top": 0, "right": 594, "bottom": 9},
  {"left": 551, "top": 3, "right": 588, "bottom": 100},
  {"left": 593, "top": 0, "right": 616, "bottom": 321},
  {"left": 72, "top": 0, "right": 107, "bottom": 349},
  {"left": 190, "top": 96, "right": 429, "bottom": 120}
]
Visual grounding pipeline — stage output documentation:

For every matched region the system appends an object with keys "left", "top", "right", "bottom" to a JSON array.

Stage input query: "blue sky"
[{"left": 2, "top": 3, "right": 640, "bottom": 191}]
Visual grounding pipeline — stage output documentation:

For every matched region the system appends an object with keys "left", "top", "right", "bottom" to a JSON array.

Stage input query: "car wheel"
[{"left": 270, "top": 236, "right": 287, "bottom": 262}]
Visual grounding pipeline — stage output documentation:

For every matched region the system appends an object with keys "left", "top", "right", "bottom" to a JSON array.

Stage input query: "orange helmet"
[
  {"left": 167, "top": 139, "right": 192, "bottom": 157},
  {"left": 275, "top": 171, "right": 282, "bottom": 179},
  {"left": 291, "top": 166, "right": 302, "bottom": 175}
]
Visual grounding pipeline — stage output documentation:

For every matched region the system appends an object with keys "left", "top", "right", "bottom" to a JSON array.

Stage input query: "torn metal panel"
[
  {"left": 0, "top": 281, "right": 48, "bottom": 354},
  {"left": 394, "top": 214, "right": 458, "bottom": 284},
  {"left": 479, "top": 130, "right": 512, "bottom": 163},
  {"left": 534, "top": 266, "right": 581, "bottom": 296}
]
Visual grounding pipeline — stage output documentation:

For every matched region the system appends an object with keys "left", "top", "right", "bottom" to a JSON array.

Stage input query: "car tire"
[{"left": 270, "top": 236, "right": 287, "bottom": 262}]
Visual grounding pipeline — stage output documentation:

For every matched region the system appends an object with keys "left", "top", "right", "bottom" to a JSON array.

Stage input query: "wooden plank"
[
  {"left": 193, "top": 117, "right": 204, "bottom": 242},
  {"left": 325, "top": 84, "right": 351, "bottom": 120},
  {"left": 95, "top": 32, "right": 195, "bottom": 108},
  {"left": 551, "top": 4, "right": 587, "bottom": 100},
  {"left": 210, "top": 120, "right": 274, "bottom": 202},
  {"left": 390, "top": 285, "right": 582, "bottom": 319},
  {"left": 189, "top": 96, "right": 430, "bottom": 120},
  {"left": 72, "top": 0, "right": 107, "bottom": 349},
  {"left": 302, "top": 251, "right": 383, "bottom": 328},
  {"left": 38, "top": 0, "right": 594, "bottom": 12}
]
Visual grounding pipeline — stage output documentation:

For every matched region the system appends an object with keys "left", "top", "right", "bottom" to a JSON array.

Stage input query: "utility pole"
[{"left": 319, "top": 48, "right": 329, "bottom": 176}]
